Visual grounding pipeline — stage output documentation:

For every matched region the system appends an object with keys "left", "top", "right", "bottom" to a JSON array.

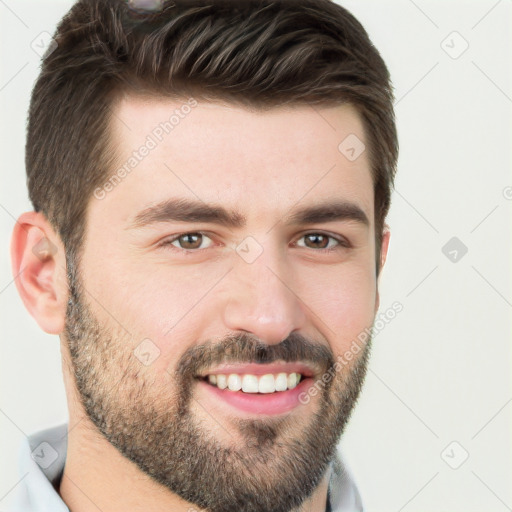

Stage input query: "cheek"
[
  {"left": 94, "top": 263, "right": 228, "bottom": 370},
  {"left": 300, "top": 263, "right": 376, "bottom": 350}
]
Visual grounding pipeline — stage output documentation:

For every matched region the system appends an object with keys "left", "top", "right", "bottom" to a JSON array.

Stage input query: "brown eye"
[
  {"left": 167, "top": 232, "right": 213, "bottom": 250},
  {"left": 296, "top": 233, "right": 346, "bottom": 250},
  {"left": 304, "top": 234, "right": 329, "bottom": 249}
]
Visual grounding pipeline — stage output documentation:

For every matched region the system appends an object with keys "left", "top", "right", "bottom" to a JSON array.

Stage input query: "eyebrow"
[{"left": 127, "top": 197, "right": 370, "bottom": 230}]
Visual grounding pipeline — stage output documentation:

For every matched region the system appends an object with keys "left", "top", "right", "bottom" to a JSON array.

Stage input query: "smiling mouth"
[
  {"left": 194, "top": 362, "right": 317, "bottom": 415},
  {"left": 200, "top": 372, "right": 303, "bottom": 394}
]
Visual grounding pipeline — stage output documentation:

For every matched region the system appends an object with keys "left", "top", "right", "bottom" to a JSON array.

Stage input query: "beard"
[{"left": 63, "top": 258, "right": 373, "bottom": 512}]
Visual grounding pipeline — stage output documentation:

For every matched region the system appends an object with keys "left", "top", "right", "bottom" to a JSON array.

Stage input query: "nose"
[{"left": 222, "top": 246, "right": 307, "bottom": 345}]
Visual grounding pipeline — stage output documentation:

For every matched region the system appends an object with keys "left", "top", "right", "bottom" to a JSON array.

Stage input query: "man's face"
[{"left": 64, "top": 97, "right": 382, "bottom": 512}]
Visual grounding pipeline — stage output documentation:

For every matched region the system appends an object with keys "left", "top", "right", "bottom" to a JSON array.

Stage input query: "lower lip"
[{"left": 196, "top": 378, "right": 313, "bottom": 416}]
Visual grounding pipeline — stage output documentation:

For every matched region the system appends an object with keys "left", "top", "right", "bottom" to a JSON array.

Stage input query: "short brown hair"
[{"left": 26, "top": 0, "right": 398, "bottom": 274}]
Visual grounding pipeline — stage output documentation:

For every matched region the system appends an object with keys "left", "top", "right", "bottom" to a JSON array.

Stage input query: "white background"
[{"left": 1, "top": 1, "right": 511, "bottom": 511}]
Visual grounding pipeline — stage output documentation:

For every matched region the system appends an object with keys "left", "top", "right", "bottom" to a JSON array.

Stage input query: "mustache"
[{"left": 176, "top": 331, "right": 335, "bottom": 380}]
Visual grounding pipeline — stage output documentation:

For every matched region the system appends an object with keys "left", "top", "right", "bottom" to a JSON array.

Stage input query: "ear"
[
  {"left": 374, "top": 224, "right": 391, "bottom": 314},
  {"left": 10, "top": 211, "right": 68, "bottom": 334}
]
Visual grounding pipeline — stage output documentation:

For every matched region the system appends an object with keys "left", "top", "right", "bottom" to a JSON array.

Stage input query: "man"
[{"left": 9, "top": 0, "right": 398, "bottom": 510}]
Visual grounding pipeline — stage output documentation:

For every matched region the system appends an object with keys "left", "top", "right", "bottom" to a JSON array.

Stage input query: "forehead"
[{"left": 94, "top": 94, "right": 374, "bottom": 228}]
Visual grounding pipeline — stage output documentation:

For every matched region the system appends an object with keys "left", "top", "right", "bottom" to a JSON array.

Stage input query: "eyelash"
[{"left": 158, "top": 231, "right": 351, "bottom": 253}]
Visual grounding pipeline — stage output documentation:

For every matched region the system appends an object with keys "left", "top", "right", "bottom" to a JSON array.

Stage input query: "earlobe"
[{"left": 10, "top": 212, "right": 68, "bottom": 335}]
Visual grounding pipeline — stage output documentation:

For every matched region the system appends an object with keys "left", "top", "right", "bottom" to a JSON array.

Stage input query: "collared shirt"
[{"left": 7, "top": 424, "right": 364, "bottom": 511}]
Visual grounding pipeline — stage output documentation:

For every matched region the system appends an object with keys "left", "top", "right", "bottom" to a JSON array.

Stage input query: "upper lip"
[{"left": 197, "top": 361, "right": 317, "bottom": 379}]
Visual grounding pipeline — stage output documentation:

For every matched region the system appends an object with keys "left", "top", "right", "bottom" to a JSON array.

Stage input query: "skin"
[{"left": 11, "top": 97, "right": 390, "bottom": 512}]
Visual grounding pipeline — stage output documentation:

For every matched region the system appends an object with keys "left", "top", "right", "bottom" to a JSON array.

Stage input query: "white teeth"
[
  {"left": 287, "top": 373, "right": 299, "bottom": 389},
  {"left": 275, "top": 373, "right": 288, "bottom": 392},
  {"left": 206, "top": 372, "right": 302, "bottom": 393},
  {"left": 227, "top": 374, "right": 242, "bottom": 391},
  {"left": 258, "top": 374, "right": 275, "bottom": 394},
  {"left": 216, "top": 374, "right": 227, "bottom": 389},
  {"left": 242, "top": 374, "right": 259, "bottom": 393}
]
